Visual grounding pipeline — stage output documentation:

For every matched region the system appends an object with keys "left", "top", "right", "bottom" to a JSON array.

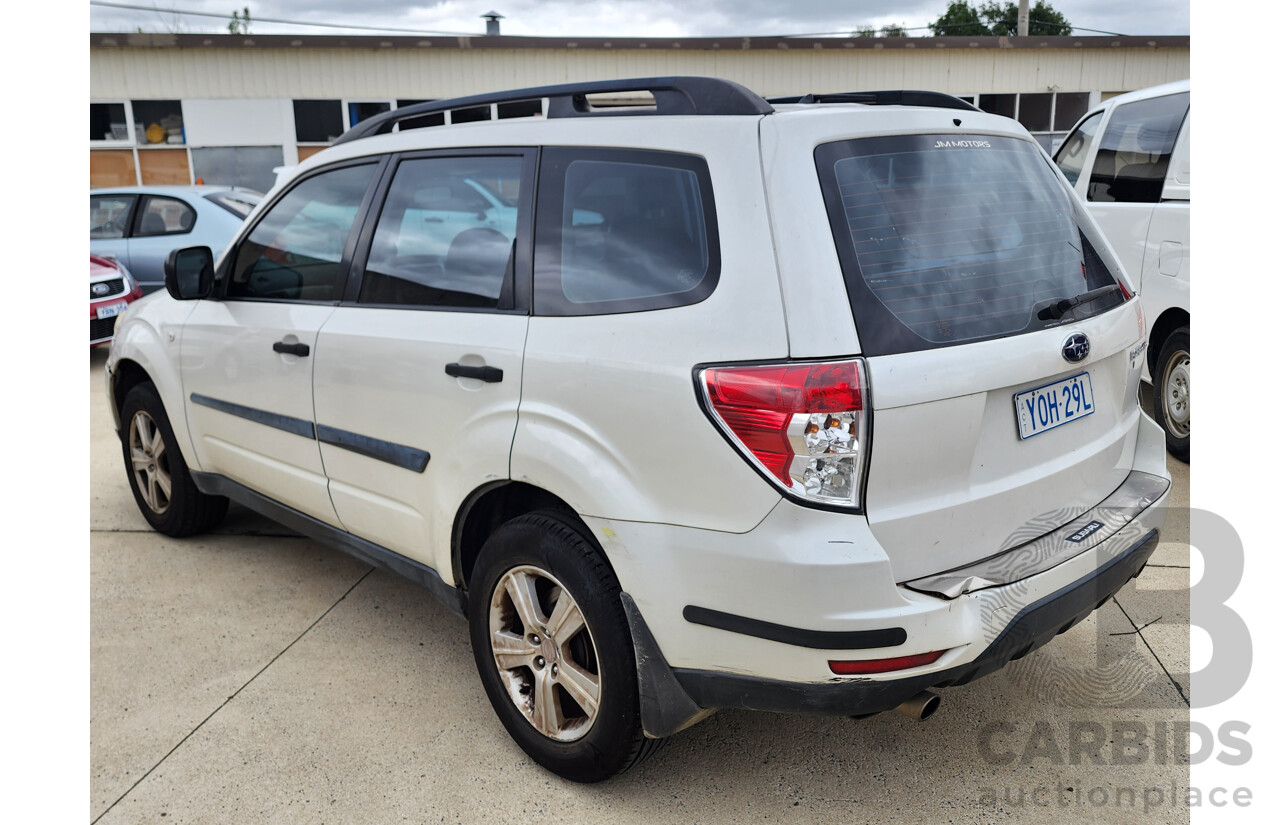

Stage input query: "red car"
[{"left": 90, "top": 254, "right": 143, "bottom": 346}]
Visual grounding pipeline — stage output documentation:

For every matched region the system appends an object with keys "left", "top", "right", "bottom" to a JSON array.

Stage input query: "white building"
[{"left": 90, "top": 32, "right": 1190, "bottom": 191}]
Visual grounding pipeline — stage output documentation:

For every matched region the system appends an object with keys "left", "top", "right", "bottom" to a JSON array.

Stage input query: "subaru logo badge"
[
  {"left": 1062, "top": 332, "right": 1090, "bottom": 363},
  {"left": 92, "top": 282, "right": 110, "bottom": 297}
]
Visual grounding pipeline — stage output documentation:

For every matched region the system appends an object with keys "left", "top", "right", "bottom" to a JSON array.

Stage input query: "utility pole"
[{"left": 1017, "top": 0, "right": 1029, "bottom": 36}]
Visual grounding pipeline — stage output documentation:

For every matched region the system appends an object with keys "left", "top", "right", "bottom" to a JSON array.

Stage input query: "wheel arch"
[
  {"left": 452, "top": 481, "right": 590, "bottom": 592},
  {"left": 1147, "top": 307, "right": 1189, "bottom": 376}
]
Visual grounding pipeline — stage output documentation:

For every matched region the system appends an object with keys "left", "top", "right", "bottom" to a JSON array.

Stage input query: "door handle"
[
  {"left": 273, "top": 341, "right": 310, "bottom": 357},
  {"left": 445, "top": 363, "right": 503, "bottom": 383}
]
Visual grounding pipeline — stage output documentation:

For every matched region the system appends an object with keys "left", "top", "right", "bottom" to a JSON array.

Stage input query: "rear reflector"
[
  {"left": 699, "top": 359, "right": 869, "bottom": 509},
  {"left": 829, "top": 649, "right": 946, "bottom": 675}
]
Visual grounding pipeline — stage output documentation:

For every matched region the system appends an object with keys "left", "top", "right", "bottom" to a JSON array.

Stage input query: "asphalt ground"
[{"left": 89, "top": 346, "right": 1192, "bottom": 824}]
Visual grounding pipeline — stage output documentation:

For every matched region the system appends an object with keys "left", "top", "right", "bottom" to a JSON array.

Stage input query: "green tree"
[
  {"left": 930, "top": 1, "right": 1071, "bottom": 36},
  {"left": 228, "top": 6, "right": 252, "bottom": 35},
  {"left": 855, "top": 25, "right": 877, "bottom": 38},
  {"left": 930, "top": 1, "right": 989, "bottom": 36},
  {"left": 880, "top": 23, "right": 908, "bottom": 37},
  {"left": 980, "top": 1, "right": 1072, "bottom": 35}
]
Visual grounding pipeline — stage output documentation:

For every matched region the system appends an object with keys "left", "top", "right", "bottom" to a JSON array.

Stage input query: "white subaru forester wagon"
[{"left": 105, "top": 77, "right": 1172, "bottom": 782}]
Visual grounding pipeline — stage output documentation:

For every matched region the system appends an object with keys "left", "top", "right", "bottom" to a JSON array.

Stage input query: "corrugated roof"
[{"left": 90, "top": 32, "right": 1190, "bottom": 53}]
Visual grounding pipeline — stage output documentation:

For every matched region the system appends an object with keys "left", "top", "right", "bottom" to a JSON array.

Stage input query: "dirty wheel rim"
[
  {"left": 1161, "top": 350, "right": 1190, "bottom": 438},
  {"left": 129, "top": 410, "right": 172, "bottom": 514},
  {"left": 489, "top": 564, "right": 601, "bottom": 742}
]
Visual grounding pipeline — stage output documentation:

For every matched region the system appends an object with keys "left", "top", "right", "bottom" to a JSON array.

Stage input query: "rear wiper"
[{"left": 1036, "top": 285, "right": 1122, "bottom": 321}]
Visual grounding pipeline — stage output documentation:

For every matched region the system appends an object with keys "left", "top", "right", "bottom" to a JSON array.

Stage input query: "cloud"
[{"left": 89, "top": 0, "right": 1190, "bottom": 37}]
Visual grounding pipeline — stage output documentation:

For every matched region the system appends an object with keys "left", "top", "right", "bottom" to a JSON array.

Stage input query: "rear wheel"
[
  {"left": 468, "top": 511, "right": 659, "bottom": 782},
  {"left": 121, "top": 382, "right": 228, "bottom": 536},
  {"left": 1153, "top": 326, "right": 1190, "bottom": 463}
]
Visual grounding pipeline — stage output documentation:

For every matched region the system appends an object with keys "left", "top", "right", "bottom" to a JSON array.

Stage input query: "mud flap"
[{"left": 620, "top": 592, "right": 713, "bottom": 739}]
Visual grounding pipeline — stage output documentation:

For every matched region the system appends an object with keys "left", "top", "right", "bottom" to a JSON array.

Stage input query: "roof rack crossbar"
[
  {"left": 332, "top": 76, "right": 774, "bottom": 145},
  {"left": 767, "top": 90, "right": 979, "bottom": 112}
]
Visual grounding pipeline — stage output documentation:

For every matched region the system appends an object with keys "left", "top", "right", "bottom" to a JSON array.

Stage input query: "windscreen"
[{"left": 816, "top": 134, "right": 1126, "bottom": 356}]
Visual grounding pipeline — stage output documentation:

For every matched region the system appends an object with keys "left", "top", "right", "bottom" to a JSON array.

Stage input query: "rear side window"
[
  {"left": 1087, "top": 92, "right": 1189, "bottom": 203},
  {"left": 134, "top": 196, "right": 196, "bottom": 237},
  {"left": 359, "top": 155, "right": 524, "bottom": 309},
  {"left": 1053, "top": 110, "right": 1103, "bottom": 185},
  {"left": 534, "top": 148, "right": 718, "bottom": 315},
  {"left": 816, "top": 134, "right": 1127, "bottom": 356},
  {"left": 228, "top": 163, "right": 376, "bottom": 302}
]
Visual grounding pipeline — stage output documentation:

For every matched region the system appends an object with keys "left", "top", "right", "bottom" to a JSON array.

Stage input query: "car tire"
[
  {"left": 120, "top": 382, "right": 229, "bottom": 536},
  {"left": 1152, "top": 326, "right": 1190, "bottom": 463},
  {"left": 468, "top": 510, "right": 661, "bottom": 782}
]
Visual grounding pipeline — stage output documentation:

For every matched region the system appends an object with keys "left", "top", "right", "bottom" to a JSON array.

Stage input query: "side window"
[
  {"left": 133, "top": 196, "right": 196, "bottom": 237},
  {"left": 228, "top": 163, "right": 376, "bottom": 302},
  {"left": 1053, "top": 110, "right": 1103, "bottom": 185},
  {"left": 359, "top": 155, "right": 523, "bottom": 309},
  {"left": 534, "top": 148, "right": 719, "bottom": 316},
  {"left": 1087, "top": 92, "right": 1189, "bottom": 204},
  {"left": 90, "top": 195, "right": 135, "bottom": 239}
]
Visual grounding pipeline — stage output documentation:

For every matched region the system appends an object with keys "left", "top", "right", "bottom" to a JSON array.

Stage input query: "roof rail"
[
  {"left": 767, "top": 90, "right": 979, "bottom": 112},
  {"left": 332, "top": 76, "right": 774, "bottom": 145}
]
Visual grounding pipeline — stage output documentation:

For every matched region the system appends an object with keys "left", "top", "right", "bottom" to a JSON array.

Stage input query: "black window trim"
[
  {"left": 89, "top": 193, "right": 140, "bottom": 240},
  {"left": 130, "top": 194, "right": 198, "bottom": 238},
  {"left": 532, "top": 146, "right": 721, "bottom": 317},
  {"left": 341, "top": 146, "right": 538, "bottom": 316},
  {"left": 214, "top": 154, "right": 390, "bottom": 305}
]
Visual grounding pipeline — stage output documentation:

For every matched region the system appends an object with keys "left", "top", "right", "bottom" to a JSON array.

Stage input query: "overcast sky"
[{"left": 89, "top": 1, "right": 1191, "bottom": 38}]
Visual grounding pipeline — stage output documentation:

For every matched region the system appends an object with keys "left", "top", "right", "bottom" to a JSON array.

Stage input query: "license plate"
[
  {"left": 1014, "top": 372, "right": 1095, "bottom": 439},
  {"left": 95, "top": 301, "right": 128, "bottom": 320}
]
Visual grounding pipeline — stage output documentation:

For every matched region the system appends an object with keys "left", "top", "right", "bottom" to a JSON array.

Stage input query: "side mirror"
[{"left": 164, "top": 246, "right": 215, "bottom": 300}]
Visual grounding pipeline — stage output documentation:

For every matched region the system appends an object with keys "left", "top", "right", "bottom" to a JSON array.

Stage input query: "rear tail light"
[{"left": 698, "top": 359, "right": 870, "bottom": 509}]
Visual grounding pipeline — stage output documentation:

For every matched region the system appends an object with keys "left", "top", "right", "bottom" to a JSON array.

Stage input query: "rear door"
[
  {"left": 181, "top": 159, "right": 382, "bottom": 525},
  {"left": 311, "top": 150, "right": 534, "bottom": 571},
  {"left": 812, "top": 132, "right": 1144, "bottom": 582}
]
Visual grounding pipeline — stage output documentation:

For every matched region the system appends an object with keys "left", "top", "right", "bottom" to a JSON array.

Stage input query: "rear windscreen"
[{"left": 816, "top": 134, "right": 1125, "bottom": 356}]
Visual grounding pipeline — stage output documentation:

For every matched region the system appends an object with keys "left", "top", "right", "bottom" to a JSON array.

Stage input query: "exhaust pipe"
[{"left": 893, "top": 690, "right": 940, "bottom": 721}]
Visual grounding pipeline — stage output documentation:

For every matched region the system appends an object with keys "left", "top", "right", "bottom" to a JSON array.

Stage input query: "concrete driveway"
[{"left": 90, "top": 346, "right": 1191, "bottom": 824}]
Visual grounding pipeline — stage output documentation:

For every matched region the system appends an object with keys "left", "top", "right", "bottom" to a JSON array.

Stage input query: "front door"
[{"left": 180, "top": 159, "right": 383, "bottom": 525}]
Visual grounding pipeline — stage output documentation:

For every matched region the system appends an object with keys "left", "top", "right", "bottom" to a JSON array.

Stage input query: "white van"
[{"left": 1054, "top": 80, "right": 1190, "bottom": 461}]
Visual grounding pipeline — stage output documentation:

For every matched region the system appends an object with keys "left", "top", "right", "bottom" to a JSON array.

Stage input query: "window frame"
[
  {"left": 131, "top": 195, "right": 198, "bottom": 238},
  {"left": 343, "top": 147, "right": 538, "bottom": 315},
  {"left": 1085, "top": 92, "right": 1191, "bottom": 205},
  {"left": 214, "top": 155, "right": 389, "bottom": 305},
  {"left": 532, "top": 146, "right": 721, "bottom": 317}
]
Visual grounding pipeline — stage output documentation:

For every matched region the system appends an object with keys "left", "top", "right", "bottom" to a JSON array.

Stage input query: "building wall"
[
  {"left": 91, "top": 44, "right": 1189, "bottom": 100},
  {"left": 89, "top": 35, "right": 1190, "bottom": 189}
]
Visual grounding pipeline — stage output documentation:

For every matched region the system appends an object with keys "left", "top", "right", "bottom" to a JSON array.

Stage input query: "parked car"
[
  {"left": 106, "top": 77, "right": 1171, "bottom": 782},
  {"left": 90, "top": 254, "right": 142, "bottom": 346},
  {"left": 1052, "top": 80, "right": 1190, "bottom": 461},
  {"left": 90, "top": 185, "right": 262, "bottom": 294}
]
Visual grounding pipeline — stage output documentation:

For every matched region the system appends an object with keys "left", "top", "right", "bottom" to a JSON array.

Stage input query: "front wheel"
[
  {"left": 1153, "top": 326, "right": 1190, "bottom": 463},
  {"left": 120, "top": 382, "right": 228, "bottom": 536},
  {"left": 468, "top": 511, "right": 660, "bottom": 782}
]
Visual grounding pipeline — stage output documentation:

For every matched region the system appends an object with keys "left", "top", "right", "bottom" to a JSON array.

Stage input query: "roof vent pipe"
[{"left": 482, "top": 11, "right": 504, "bottom": 36}]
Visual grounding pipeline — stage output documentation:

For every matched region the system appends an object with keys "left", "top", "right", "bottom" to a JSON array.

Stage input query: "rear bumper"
[{"left": 668, "top": 528, "right": 1159, "bottom": 716}]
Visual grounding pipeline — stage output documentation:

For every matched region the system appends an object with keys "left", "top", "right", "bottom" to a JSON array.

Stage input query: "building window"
[
  {"left": 90, "top": 103, "right": 129, "bottom": 142},
  {"left": 131, "top": 100, "right": 184, "bottom": 145},
  {"left": 294, "top": 100, "right": 344, "bottom": 143},
  {"left": 348, "top": 101, "right": 392, "bottom": 127},
  {"left": 395, "top": 100, "right": 444, "bottom": 130}
]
